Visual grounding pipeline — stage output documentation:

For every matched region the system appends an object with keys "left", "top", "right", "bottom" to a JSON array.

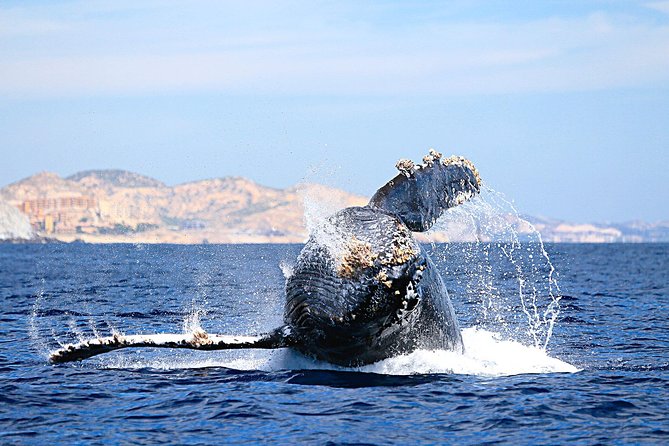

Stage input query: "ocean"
[{"left": 1, "top": 243, "right": 668, "bottom": 444}]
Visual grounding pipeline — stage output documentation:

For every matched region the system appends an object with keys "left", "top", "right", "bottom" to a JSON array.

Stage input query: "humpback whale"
[{"left": 49, "top": 150, "right": 481, "bottom": 366}]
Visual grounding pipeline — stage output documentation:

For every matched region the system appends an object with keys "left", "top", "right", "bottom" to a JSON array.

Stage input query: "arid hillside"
[
  {"left": 2, "top": 169, "right": 667, "bottom": 243},
  {"left": 0, "top": 170, "right": 366, "bottom": 243}
]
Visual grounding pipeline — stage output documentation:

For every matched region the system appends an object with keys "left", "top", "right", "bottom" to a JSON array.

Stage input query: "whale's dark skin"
[
  {"left": 49, "top": 151, "right": 481, "bottom": 365},
  {"left": 285, "top": 207, "right": 463, "bottom": 366},
  {"left": 284, "top": 153, "right": 479, "bottom": 365}
]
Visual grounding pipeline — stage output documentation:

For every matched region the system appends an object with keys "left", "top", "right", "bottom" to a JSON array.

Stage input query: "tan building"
[{"left": 18, "top": 196, "right": 99, "bottom": 234}]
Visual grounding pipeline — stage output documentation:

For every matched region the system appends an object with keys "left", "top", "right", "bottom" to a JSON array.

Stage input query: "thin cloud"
[
  {"left": 1, "top": 2, "right": 668, "bottom": 97},
  {"left": 0, "top": 8, "right": 68, "bottom": 36},
  {"left": 646, "top": 1, "right": 669, "bottom": 14}
]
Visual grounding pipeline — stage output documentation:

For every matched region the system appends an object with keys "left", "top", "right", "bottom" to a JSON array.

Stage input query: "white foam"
[
  {"left": 360, "top": 328, "right": 579, "bottom": 376},
  {"left": 97, "top": 327, "right": 579, "bottom": 377}
]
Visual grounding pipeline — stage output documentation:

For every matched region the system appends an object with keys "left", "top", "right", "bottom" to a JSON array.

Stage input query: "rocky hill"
[
  {"left": 0, "top": 170, "right": 367, "bottom": 243},
  {"left": 66, "top": 169, "right": 166, "bottom": 189},
  {"left": 1, "top": 169, "right": 667, "bottom": 243}
]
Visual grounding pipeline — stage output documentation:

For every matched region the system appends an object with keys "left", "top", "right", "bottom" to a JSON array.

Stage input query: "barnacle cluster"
[
  {"left": 376, "top": 269, "right": 393, "bottom": 288},
  {"left": 191, "top": 329, "right": 213, "bottom": 347},
  {"left": 379, "top": 223, "right": 419, "bottom": 267},
  {"left": 395, "top": 159, "right": 416, "bottom": 177},
  {"left": 337, "top": 237, "right": 378, "bottom": 278},
  {"left": 440, "top": 155, "right": 482, "bottom": 187},
  {"left": 395, "top": 149, "right": 481, "bottom": 187}
]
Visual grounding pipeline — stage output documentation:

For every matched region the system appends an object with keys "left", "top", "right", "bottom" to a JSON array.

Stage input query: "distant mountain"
[
  {"left": 66, "top": 170, "right": 166, "bottom": 189},
  {"left": 520, "top": 215, "right": 669, "bottom": 243},
  {"left": 0, "top": 169, "right": 366, "bottom": 243},
  {"left": 611, "top": 220, "right": 669, "bottom": 242},
  {"left": 1, "top": 169, "right": 667, "bottom": 243}
]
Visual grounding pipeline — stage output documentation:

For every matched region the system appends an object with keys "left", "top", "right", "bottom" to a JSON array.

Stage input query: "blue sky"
[{"left": 1, "top": 1, "right": 668, "bottom": 222}]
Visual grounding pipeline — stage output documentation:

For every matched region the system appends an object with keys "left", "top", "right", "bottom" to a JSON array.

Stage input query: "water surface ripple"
[{"left": 1, "top": 244, "right": 668, "bottom": 444}]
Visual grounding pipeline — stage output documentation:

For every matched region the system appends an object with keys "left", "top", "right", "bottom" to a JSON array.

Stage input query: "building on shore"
[{"left": 18, "top": 196, "right": 99, "bottom": 234}]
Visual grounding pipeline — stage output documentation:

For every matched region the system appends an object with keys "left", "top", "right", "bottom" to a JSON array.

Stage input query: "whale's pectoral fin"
[
  {"left": 49, "top": 326, "right": 296, "bottom": 363},
  {"left": 368, "top": 150, "right": 481, "bottom": 232}
]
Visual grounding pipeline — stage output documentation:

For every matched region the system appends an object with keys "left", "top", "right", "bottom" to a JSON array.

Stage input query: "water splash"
[
  {"left": 28, "top": 282, "right": 51, "bottom": 358},
  {"left": 182, "top": 308, "right": 204, "bottom": 335},
  {"left": 279, "top": 259, "right": 294, "bottom": 279},
  {"left": 298, "top": 182, "right": 357, "bottom": 237},
  {"left": 187, "top": 244, "right": 215, "bottom": 332},
  {"left": 296, "top": 179, "right": 368, "bottom": 273},
  {"left": 429, "top": 185, "right": 561, "bottom": 350}
]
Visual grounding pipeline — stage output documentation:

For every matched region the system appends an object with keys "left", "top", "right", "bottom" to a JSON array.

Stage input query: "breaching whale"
[{"left": 49, "top": 150, "right": 481, "bottom": 366}]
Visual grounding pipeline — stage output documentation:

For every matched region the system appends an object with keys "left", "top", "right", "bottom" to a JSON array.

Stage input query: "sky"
[{"left": 1, "top": 0, "right": 668, "bottom": 223}]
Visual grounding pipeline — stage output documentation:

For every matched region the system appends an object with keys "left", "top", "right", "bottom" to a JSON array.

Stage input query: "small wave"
[{"left": 96, "top": 327, "right": 579, "bottom": 377}]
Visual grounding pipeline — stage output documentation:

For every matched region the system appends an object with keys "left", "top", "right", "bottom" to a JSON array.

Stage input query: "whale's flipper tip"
[{"left": 369, "top": 150, "right": 481, "bottom": 232}]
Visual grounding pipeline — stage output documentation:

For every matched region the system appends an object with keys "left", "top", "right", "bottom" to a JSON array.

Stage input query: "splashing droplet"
[{"left": 429, "top": 184, "right": 561, "bottom": 350}]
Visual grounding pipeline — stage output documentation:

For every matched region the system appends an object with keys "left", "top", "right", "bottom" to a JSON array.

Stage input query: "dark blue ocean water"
[{"left": 1, "top": 243, "right": 668, "bottom": 445}]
